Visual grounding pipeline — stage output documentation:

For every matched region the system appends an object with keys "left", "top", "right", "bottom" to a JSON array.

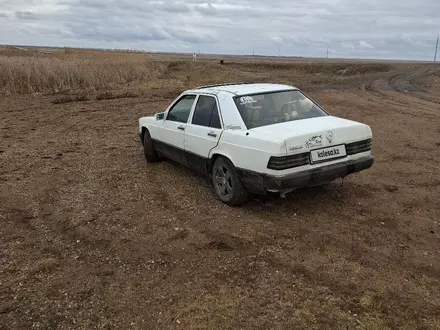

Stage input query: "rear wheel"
[
  {"left": 212, "top": 157, "right": 248, "bottom": 206},
  {"left": 143, "top": 129, "right": 159, "bottom": 162}
]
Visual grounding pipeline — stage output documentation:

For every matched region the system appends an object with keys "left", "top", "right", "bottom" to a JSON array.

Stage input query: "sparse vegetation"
[
  {"left": 224, "top": 61, "right": 392, "bottom": 75},
  {"left": 95, "top": 90, "right": 139, "bottom": 100},
  {"left": 0, "top": 48, "right": 166, "bottom": 95},
  {"left": 52, "top": 93, "right": 90, "bottom": 104},
  {"left": 0, "top": 46, "right": 393, "bottom": 98}
]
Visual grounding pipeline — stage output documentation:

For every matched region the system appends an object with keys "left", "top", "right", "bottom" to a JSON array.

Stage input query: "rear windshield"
[{"left": 233, "top": 90, "right": 328, "bottom": 129}]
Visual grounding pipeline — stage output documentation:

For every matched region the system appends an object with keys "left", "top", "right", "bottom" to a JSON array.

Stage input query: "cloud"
[
  {"left": 159, "top": 1, "right": 191, "bottom": 13},
  {"left": 169, "top": 28, "right": 215, "bottom": 44},
  {"left": 194, "top": 3, "right": 217, "bottom": 15},
  {"left": 15, "top": 11, "right": 39, "bottom": 20},
  {"left": 359, "top": 41, "right": 374, "bottom": 49},
  {"left": 0, "top": 0, "right": 438, "bottom": 60},
  {"left": 68, "top": 24, "right": 171, "bottom": 42}
]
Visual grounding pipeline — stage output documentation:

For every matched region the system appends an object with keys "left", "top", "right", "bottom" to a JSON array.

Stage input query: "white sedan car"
[{"left": 138, "top": 83, "right": 374, "bottom": 205}]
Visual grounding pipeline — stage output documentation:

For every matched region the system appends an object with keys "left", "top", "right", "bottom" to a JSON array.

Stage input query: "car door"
[
  {"left": 156, "top": 94, "right": 196, "bottom": 164},
  {"left": 184, "top": 94, "right": 223, "bottom": 174}
]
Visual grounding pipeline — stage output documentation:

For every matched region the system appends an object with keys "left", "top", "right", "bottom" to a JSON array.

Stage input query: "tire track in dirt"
[{"left": 362, "top": 64, "right": 440, "bottom": 118}]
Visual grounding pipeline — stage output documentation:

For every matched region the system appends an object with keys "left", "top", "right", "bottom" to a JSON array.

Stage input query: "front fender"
[{"left": 139, "top": 116, "right": 161, "bottom": 140}]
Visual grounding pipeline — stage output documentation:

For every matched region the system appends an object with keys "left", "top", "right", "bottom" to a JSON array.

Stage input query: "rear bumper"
[{"left": 237, "top": 155, "right": 374, "bottom": 194}]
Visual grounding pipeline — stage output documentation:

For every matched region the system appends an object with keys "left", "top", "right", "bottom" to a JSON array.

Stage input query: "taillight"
[{"left": 267, "top": 153, "right": 310, "bottom": 170}]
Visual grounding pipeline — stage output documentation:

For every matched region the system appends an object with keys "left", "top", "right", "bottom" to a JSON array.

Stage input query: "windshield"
[{"left": 233, "top": 90, "right": 328, "bottom": 129}]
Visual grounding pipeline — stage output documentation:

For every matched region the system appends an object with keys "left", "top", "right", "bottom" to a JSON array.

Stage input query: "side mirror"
[{"left": 155, "top": 112, "right": 165, "bottom": 120}]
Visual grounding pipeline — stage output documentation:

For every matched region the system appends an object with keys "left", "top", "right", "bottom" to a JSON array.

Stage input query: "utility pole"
[
  {"left": 326, "top": 45, "right": 329, "bottom": 59},
  {"left": 435, "top": 34, "right": 439, "bottom": 62}
]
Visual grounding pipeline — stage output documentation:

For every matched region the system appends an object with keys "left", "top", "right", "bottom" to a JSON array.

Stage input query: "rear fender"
[
  {"left": 208, "top": 149, "right": 266, "bottom": 194},
  {"left": 208, "top": 149, "right": 236, "bottom": 173}
]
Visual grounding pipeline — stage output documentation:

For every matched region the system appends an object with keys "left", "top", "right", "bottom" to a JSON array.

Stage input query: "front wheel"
[
  {"left": 212, "top": 157, "right": 248, "bottom": 206},
  {"left": 143, "top": 129, "right": 159, "bottom": 163}
]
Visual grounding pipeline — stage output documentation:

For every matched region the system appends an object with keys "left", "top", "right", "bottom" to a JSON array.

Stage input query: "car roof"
[{"left": 186, "top": 82, "right": 298, "bottom": 96}]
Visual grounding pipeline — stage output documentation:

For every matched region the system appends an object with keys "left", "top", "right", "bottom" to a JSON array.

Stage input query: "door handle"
[
  {"left": 177, "top": 125, "right": 185, "bottom": 131},
  {"left": 207, "top": 132, "right": 217, "bottom": 137}
]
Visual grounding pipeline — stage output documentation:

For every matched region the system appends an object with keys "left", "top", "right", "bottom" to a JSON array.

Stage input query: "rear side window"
[{"left": 192, "top": 95, "right": 222, "bottom": 128}]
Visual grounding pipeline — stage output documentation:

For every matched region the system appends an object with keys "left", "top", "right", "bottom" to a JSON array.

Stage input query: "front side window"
[
  {"left": 191, "top": 95, "right": 222, "bottom": 129},
  {"left": 166, "top": 94, "right": 196, "bottom": 123},
  {"left": 233, "top": 90, "right": 328, "bottom": 129}
]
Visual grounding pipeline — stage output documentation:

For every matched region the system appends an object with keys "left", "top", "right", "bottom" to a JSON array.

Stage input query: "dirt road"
[{"left": 1, "top": 62, "right": 440, "bottom": 329}]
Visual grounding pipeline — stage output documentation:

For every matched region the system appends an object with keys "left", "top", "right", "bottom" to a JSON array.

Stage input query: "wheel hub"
[{"left": 214, "top": 165, "right": 233, "bottom": 198}]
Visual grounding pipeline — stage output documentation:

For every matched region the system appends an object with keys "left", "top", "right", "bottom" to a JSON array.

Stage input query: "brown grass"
[
  {"left": 0, "top": 47, "right": 393, "bottom": 97},
  {"left": 52, "top": 93, "right": 90, "bottom": 104},
  {"left": 224, "top": 61, "right": 392, "bottom": 75},
  {"left": 95, "top": 90, "right": 139, "bottom": 100},
  {"left": 0, "top": 49, "right": 165, "bottom": 95}
]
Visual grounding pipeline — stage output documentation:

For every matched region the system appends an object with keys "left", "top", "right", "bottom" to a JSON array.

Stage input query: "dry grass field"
[{"left": 1, "top": 46, "right": 440, "bottom": 329}]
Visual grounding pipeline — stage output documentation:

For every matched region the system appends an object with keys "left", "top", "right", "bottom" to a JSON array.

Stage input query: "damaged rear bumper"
[{"left": 237, "top": 155, "right": 374, "bottom": 194}]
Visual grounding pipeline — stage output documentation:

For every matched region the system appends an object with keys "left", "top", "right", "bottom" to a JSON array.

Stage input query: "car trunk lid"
[{"left": 250, "top": 116, "right": 369, "bottom": 156}]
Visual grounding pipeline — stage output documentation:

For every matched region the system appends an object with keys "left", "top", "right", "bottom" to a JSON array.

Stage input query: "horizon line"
[{"left": 0, "top": 43, "right": 437, "bottom": 63}]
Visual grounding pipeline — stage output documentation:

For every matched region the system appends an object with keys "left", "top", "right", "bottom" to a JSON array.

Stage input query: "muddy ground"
[{"left": 1, "top": 61, "right": 440, "bottom": 329}]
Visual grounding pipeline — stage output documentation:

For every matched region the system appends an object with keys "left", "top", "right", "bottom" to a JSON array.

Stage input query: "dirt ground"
[{"left": 1, "top": 59, "right": 440, "bottom": 329}]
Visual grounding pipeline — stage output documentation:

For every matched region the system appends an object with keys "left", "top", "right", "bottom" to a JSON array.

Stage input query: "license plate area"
[{"left": 310, "top": 144, "right": 347, "bottom": 164}]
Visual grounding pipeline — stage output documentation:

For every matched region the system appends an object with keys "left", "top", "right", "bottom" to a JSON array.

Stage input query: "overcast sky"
[{"left": 0, "top": 0, "right": 439, "bottom": 60}]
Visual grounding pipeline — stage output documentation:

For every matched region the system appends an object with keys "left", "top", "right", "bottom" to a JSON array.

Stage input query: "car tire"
[
  {"left": 212, "top": 156, "right": 249, "bottom": 206},
  {"left": 143, "top": 129, "right": 159, "bottom": 163}
]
